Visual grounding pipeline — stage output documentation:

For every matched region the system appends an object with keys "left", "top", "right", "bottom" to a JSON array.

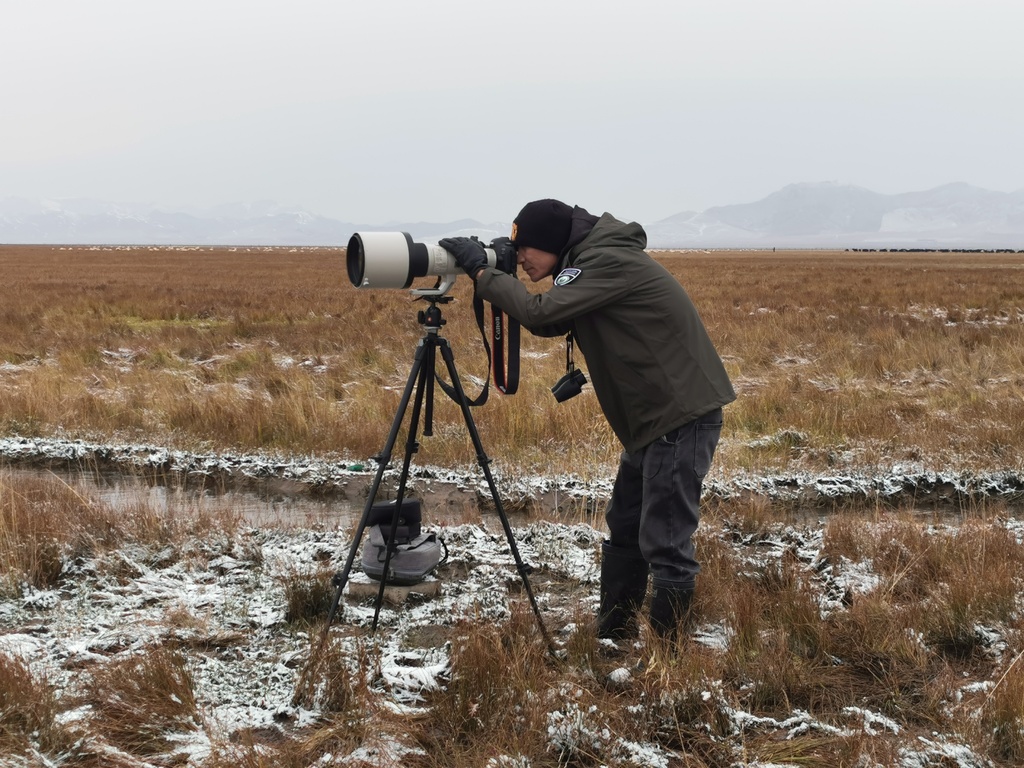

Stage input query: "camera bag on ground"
[{"left": 360, "top": 498, "right": 444, "bottom": 586}]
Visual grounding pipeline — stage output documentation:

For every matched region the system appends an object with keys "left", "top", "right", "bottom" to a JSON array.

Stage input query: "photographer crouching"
[{"left": 440, "top": 199, "right": 736, "bottom": 646}]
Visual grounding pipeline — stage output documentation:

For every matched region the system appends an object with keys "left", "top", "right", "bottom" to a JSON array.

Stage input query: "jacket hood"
[
  {"left": 560, "top": 206, "right": 601, "bottom": 257},
  {"left": 557, "top": 210, "right": 648, "bottom": 271}
]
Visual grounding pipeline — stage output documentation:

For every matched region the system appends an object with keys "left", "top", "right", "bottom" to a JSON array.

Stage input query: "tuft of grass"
[
  {"left": 836, "top": 515, "right": 1024, "bottom": 662},
  {"left": 201, "top": 732, "right": 314, "bottom": 768},
  {"left": 289, "top": 634, "right": 383, "bottom": 763},
  {"left": 983, "top": 653, "right": 1024, "bottom": 763},
  {"left": 822, "top": 590, "right": 941, "bottom": 723},
  {"left": 82, "top": 643, "right": 199, "bottom": 757},
  {"left": 292, "top": 634, "right": 375, "bottom": 719},
  {"left": 281, "top": 565, "right": 338, "bottom": 626},
  {"left": 0, "top": 651, "right": 74, "bottom": 757},
  {"left": 0, "top": 471, "right": 112, "bottom": 594},
  {"left": 822, "top": 509, "right": 880, "bottom": 563},
  {"left": 204, "top": 630, "right": 387, "bottom": 768},
  {"left": 632, "top": 642, "right": 733, "bottom": 762},
  {"left": 412, "top": 606, "right": 553, "bottom": 764},
  {"left": 721, "top": 555, "right": 838, "bottom": 714}
]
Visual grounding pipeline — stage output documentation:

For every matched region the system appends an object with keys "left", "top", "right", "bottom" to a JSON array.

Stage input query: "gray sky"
[{"left": 2, "top": 0, "right": 1022, "bottom": 224}]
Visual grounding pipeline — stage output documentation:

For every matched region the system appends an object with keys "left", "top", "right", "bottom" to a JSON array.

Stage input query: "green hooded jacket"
[{"left": 476, "top": 210, "right": 736, "bottom": 453}]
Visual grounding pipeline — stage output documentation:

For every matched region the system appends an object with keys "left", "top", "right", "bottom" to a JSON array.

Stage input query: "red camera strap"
[
  {"left": 490, "top": 307, "right": 520, "bottom": 395},
  {"left": 435, "top": 293, "right": 520, "bottom": 407}
]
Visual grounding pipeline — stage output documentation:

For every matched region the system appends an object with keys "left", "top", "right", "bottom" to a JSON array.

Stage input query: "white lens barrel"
[
  {"left": 422, "top": 244, "right": 459, "bottom": 277},
  {"left": 347, "top": 232, "right": 417, "bottom": 289},
  {"left": 347, "top": 231, "right": 499, "bottom": 292}
]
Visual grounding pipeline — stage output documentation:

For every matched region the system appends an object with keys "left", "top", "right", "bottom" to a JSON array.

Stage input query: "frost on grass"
[{"left": 2, "top": 465, "right": 1024, "bottom": 764}]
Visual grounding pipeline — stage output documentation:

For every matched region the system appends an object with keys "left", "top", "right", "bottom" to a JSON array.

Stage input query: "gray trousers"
[{"left": 605, "top": 408, "right": 723, "bottom": 590}]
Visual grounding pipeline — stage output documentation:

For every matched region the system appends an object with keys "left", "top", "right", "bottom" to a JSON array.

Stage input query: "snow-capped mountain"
[
  {"left": 644, "top": 182, "right": 1024, "bottom": 248},
  {"left": 2, "top": 183, "right": 1022, "bottom": 248}
]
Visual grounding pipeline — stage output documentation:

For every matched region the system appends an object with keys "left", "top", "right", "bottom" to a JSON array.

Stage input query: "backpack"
[{"left": 360, "top": 499, "right": 444, "bottom": 585}]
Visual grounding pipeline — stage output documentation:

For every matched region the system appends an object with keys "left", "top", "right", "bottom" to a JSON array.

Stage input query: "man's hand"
[{"left": 439, "top": 236, "right": 488, "bottom": 278}]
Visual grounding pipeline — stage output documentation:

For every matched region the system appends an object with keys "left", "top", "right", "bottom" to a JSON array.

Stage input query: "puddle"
[
  {"left": 7, "top": 436, "right": 1021, "bottom": 530},
  {"left": 0, "top": 465, "right": 591, "bottom": 533},
  {"left": 3, "top": 466, "right": 359, "bottom": 528}
]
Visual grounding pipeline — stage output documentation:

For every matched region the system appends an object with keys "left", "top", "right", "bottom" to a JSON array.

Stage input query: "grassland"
[
  {"left": 1, "top": 245, "right": 1023, "bottom": 480},
  {"left": 3, "top": 245, "right": 1024, "bottom": 766}
]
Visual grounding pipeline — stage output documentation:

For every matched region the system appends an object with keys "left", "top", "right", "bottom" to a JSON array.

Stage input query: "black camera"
[
  {"left": 551, "top": 368, "right": 587, "bottom": 402},
  {"left": 486, "top": 236, "right": 517, "bottom": 276},
  {"left": 347, "top": 232, "right": 516, "bottom": 298}
]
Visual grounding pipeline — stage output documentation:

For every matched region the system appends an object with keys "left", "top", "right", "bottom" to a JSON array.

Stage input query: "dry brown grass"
[
  {"left": 2, "top": 246, "right": 1023, "bottom": 477},
  {"left": 0, "top": 650, "right": 77, "bottom": 758},
  {"left": 281, "top": 563, "right": 338, "bottom": 626},
  {"left": 704, "top": 249, "right": 1024, "bottom": 473},
  {"left": 0, "top": 469, "right": 238, "bottom": 597},
  {"left": 410, "top": 607, "right": 553, "bottom": 764},
  {"left": 82, "top": 643, "right": 200, "bottom": 757},
  {"left": 291, "top": 634, "right": 378, "bottom": 752},
  {"left": 983, "top": 652, "right": 1024, "bottom": 762},
  {"left": 0, "top": 470, "right": 127, "bottom": 595},
  {"left": 825, "top": 512, "right": 1024, "bottom": 659},
  {"left": 3, "top": 247, "right": 1024, "bottom": 765}
]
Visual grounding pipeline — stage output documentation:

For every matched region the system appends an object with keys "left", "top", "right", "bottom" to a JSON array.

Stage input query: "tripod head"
[
  {"left": 416, "top": 295, "right": 452, "bottom": 331},
  {"left": 412, "top": 290, "right": 518, "bottom": 407}
]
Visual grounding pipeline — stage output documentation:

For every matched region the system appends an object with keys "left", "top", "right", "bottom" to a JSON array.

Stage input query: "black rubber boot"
[
  {"left": 649, "top": 585, "right": 694, "bottom": 644},
  {"left": 597, "top": 542, "right": 649, "bottom": 640}
]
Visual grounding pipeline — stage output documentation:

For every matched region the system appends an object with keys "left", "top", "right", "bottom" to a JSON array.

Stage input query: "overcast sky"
[{"left": 2, "top": 0, "right": 1022, "bottom": 224}]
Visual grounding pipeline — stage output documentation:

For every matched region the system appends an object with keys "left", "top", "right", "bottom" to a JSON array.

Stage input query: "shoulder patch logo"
[{"left": 554, "top": 268, "right": 582, "bottom": 286}]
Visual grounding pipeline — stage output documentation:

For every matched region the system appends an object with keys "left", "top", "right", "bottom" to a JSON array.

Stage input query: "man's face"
[{"left": 516, "top": 246, "right": 559, "bottom": 283}]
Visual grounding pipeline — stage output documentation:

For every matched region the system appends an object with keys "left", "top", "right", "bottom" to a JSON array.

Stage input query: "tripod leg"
[
  {"left": 423, "top": 345, "right": 435, "bottom": 437},
  {"left": 323, "top": 339, "right": 429, "bottom": 636},
  {"left": 370, "top": 338, "right": 433, "bottom": 630},
  {"left": 437, "top": 338, "right": 556, "bottom": 654}
]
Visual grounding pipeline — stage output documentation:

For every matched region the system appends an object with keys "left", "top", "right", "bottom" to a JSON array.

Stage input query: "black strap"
[
  {"left": 491, "top": 303, "right": 520, "bottom": 395},
  {"left": 435, "top": 290, "right": 520, "bottom": 407}
]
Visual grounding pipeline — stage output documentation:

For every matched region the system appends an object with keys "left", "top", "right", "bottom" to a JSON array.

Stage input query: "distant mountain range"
[
  {"left": 2, "top": 182, "right": 1022, "bottom": 248},
  {"left": 644, "top": 182, "right": 1024, "bottom": 249}
]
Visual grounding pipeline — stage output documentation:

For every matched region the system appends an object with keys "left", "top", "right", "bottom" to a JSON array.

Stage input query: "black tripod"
[{"left": 324, "top": 298, "right": 552, "bottom": 649}]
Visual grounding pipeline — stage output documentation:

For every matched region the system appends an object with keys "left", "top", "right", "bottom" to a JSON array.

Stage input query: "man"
[{"left": 440, "top": 199, "right": 735, "bottom": 642}]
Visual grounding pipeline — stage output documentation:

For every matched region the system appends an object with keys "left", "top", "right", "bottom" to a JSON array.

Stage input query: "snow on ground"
[
  {"left": 0, "top": 517, "right": 608, "bottom": 763},
  {"left": 0, "top": 509, "right": 1003, "bottom": 766},
  {"left": 2, "top": 434, "right": 1024, "bottom": 512},
  {"left": 2, "top": 437, "right": 1020, "bottom": 765}
]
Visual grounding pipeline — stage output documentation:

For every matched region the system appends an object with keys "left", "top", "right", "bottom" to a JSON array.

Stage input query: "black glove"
[{"left": 439, "top": 236, "right": 488, "bottom": 278}]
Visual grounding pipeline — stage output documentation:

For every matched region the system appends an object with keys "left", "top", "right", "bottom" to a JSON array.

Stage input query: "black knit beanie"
[{"left": 511, "top": 199, "right": 574, "bottom": 255}]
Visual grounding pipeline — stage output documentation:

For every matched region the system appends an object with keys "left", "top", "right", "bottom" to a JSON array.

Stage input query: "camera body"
[
  {"left": 485, "top": 236, "right": 517, "bottom": 275},
  {"left": 551, "top": 368, "right": 587, "bottom": 403},
  {"left": 347, "top": 232, "right": 516, "bottom": 297}
]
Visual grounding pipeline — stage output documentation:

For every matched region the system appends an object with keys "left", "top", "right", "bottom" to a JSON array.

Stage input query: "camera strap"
[
  {"left": 489, "top": 303, "right": 520, "bottom": 396},
  {"left": 436, "top": 294, "right": 520, "bottom": 407},
  {"left": 565, "top": 333, "right": 576, "bottom": 374}
]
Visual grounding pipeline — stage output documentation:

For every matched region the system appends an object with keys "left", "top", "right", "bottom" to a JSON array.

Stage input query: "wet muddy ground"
[{"left": 3, "top": 435, "right": 1024, "bottom": 531}]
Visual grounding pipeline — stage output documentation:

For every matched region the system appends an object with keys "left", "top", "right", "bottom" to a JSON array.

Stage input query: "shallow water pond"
[
  {"left": 0, "top": 464, "right": 569, "bottom": 533},
  {"left": 4, "top": 466, "right": 360, "bottom": 528}
]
